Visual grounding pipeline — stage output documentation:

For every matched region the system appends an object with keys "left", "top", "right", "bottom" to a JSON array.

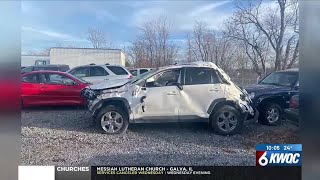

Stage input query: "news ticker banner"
[
  {"left": 18, "top": 144, "right": 302, "bottom": 180},
  {"left": 256, "top": 144, "right": 302, "bottom": 166},
  {"left": 19, "top": 166, "right": 301, "bottom": 180}
]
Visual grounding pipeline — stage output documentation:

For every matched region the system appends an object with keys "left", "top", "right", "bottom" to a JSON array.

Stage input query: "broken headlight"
[{"left": 249, "top": 92, "right": 255, "bottom": 100}]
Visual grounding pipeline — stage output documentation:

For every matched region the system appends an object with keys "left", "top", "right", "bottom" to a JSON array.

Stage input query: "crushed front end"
[{"left": 80, "top": 81, "right": 146, "bottom": 122}]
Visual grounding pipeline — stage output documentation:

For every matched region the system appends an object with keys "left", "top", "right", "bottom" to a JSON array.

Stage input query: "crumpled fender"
[{"left": 90, "top": 97, "right": 131, "bottom": 118}]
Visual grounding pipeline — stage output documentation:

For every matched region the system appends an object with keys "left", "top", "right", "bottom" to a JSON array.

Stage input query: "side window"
[
  {"left": 145, "top": 69, "right": 180, "bottom": 87},
  {"left": 90, "top": 66, "right": 107, "bottom": 76},
  {"left": 130, "top": 70, "right": 137, "bottom": 76},
  {"left": 211, "top": 70, "right": 221, "bottom": 84},
  {"left": 140, "top": 69, "right": 149, "bottom": 74},
  {"left": 69, "top": 67, "right": 90, "bottom": 78},
  {"left": 21, "top": 74, "right": 38, "bottom": 83},
  {"left": 185, "top": 67, "right": 217, "bottom": 85},
  {"left": 107, "top": 66, "right": 128, "bottom": 75},
  {"left": 39, "top": 73, "right": 75, "bottom": 85}
]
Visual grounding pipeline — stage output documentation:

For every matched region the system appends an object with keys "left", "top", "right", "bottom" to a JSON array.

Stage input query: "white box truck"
[{"left": 50, "top": 47, "right": 126, "bottom": 68}]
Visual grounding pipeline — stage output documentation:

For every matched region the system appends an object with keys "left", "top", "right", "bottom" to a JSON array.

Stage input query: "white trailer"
[
  {"left": 50, "top": 47, "right": 126, "bottom": 68},
  {"left": 21, "top": 55, "right": 50, "bottom": 67}
]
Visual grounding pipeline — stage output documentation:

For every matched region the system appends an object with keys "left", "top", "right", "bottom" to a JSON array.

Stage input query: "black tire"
[
  {"left": 210, "top": 105, "right": 243, "bottom": 135},
  {"left": 95, "top": 105, "right": 129, "bottom": 134},
  {"left": 259, "top": 103, "right": 282, "bottom": 126}
]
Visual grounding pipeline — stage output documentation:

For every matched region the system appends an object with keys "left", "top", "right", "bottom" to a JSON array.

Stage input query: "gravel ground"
[{"left": 21, "top": 106, "right": 299, "bottom": 166}]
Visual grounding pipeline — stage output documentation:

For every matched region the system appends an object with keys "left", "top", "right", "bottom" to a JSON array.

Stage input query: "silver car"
[
  {"left": 68, "top": 64, "right": 132, "bottom": 84},
  {"left": 129, "top": 68, "right": 153, "bottom": 77},
  {"left": 81, "top": 61, "right": 255, "bottom": 135}
]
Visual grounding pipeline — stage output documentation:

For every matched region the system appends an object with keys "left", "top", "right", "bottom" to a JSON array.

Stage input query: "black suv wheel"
[
  {"left": 259, "top": 103, "right": 282, "bottom": 126},
  {"left": 95, "top": 105, "right": 129, "bottom": 134},
  {"left": 210, "top": 105, "right": 243, "bottom": 135}
]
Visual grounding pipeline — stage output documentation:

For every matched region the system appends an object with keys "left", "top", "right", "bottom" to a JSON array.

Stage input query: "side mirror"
[
  {"left": 168, "top": 82, "right": 183, "bottom": 90},
  {"left": 293, "top": 85, "right": 299, "bottom": 91}
]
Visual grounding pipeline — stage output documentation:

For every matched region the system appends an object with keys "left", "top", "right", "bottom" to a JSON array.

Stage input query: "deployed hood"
[{"left": 88, "top": 79, "right": 130, "bottom": 90}]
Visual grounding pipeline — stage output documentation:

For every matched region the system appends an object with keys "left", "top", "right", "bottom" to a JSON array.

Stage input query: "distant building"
[
  {"left": 21, "top": 55, "right": 50, "bottom": 67},
  {"left": 50, "top": 47, "right": 126, "bottom": 68},
  {"left": 21, "top": 47, "right": 127, "bottom": 68}
]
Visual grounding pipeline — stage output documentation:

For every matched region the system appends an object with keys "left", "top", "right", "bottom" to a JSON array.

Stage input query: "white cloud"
[
  {"left": 189, "top": 1, "right": 230, "bottom": 17},
  {"left": 22, "top": 26, "right": 87, "bottom": 42},
  {"left": 129, "top": 1, "right": 232, "bottom": 31}
]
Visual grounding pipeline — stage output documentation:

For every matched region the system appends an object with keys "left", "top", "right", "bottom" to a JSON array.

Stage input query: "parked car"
[
  {"left": 284, "top": 95, "right": 299, "bottom": 125},
  {"left": 21, "top": 71, "right": 91, "bottom": 107},
  {"left": 21, "top": 64, "right": 70, "bottom": 74},
  {"left": 67, "top": 64, "right": 133, "bottom": 84},
  {"left": 244, "top": 68, "right": 299, "bottom": 125},
  {"left": 81, "top": 61, "right": 255, "bottom": 135},
  {"left": 129, "top": 68, "right": 153, "bottom": 77}
]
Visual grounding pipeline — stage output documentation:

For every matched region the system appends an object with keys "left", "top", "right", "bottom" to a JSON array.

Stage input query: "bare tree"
[
  {"left": 186, "top": 20, "right": 238, "bottom": 74},
  {"left": 224, "top": 16, "right": 271, "bottom": 76},
  {"left": 186, "top": 33, "right": 195, "bottom": 62},
  {"left": 87, "top": 28, "right": 109, "bottom": 48},
  {"left": 129, "top": 16, "right": 179, "bottom": 68},
  {"left": 230, "top": 0, "right": 299, "bottom": 71}
]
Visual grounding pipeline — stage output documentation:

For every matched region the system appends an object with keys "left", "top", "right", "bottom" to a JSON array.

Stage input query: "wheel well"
[
  {"left": 257, "top": 97, "right": 285, "bottom": 110},
  {"left": 95, "top": 99, "right": 130, "bottom": 118},
  {"left": 209, "top": 101, "right": 242, "bottom": 119}
]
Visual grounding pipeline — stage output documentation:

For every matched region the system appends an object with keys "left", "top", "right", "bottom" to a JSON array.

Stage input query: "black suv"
[
  {"left": 244, "top": 68, "right": 299, "bottom": 125},
  {"left": 21, "top": 64, "right": 70, "bottom": 74}
]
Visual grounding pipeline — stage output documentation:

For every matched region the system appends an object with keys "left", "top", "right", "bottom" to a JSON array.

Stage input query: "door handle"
[
  {"left": 40, "top": 86, "right": 48, "bottom": 89},
  {"left": 209, "top": 89, "right": 219, "bottom": 92},
  {"left": 167, "top": 91, "right": 177, "bottom": 95}
]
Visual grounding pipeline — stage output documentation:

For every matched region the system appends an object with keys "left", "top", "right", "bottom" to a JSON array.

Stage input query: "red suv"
[{"left": 21, "top": 71, "right": 91, "bottom": 107}]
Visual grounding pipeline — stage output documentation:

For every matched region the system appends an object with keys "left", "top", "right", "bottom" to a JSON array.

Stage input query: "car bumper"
[
  {"left": 284, "top": 108, "right": 299, "bottom": 124},
  {"left": 246, "top": 108, "right": 259, "bottom": 120}
]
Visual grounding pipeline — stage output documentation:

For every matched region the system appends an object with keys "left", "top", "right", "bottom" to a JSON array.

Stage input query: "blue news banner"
[
  {"left": 256, "top": 144, "right": 302, "bottom": 166},
  {"left": 19, "top": 144, "right": 302, "bottom": 180}
]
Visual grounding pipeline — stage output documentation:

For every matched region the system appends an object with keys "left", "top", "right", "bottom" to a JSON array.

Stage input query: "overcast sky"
[{"left": 21, "top": 1, "right": 237, "bottom": 54}]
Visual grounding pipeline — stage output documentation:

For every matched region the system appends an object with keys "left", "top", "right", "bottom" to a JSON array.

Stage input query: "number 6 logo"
[{"left": 259, "top": 152, "right": 268, "bottom": 166}]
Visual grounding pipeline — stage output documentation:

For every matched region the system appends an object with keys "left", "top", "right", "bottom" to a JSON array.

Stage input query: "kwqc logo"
[{"left": 256, "top": 151, "right": 301, "bottom": 166}]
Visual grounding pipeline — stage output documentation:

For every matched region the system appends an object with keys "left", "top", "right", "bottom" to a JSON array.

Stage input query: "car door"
[
  {"left": 86, "top": 66, "right": 109, "bottom": 84},
  {"left": 178, "top": 67, "right": 225, "bottom": 119},
  {"left": 136, "top": 68, "right": 181, "bottom": 121},
  {"left": 38, "top": 73, "right": 83, "bottom": 105},
  {"left": 21, "top": 73, "right": 43, "bottom": 106}
]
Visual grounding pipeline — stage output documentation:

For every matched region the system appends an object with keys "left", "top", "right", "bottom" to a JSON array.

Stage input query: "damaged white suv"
[{"left": 81, "top": 61, "right": 255, "bottom": 135}]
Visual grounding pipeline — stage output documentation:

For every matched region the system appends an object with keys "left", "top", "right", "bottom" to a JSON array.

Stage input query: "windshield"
[
  {"left": 129, "top": 68, "right": 158, "bottom": 84},
  {"left": 259, "top": 72, "right": 298, "bottom": 87}
]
